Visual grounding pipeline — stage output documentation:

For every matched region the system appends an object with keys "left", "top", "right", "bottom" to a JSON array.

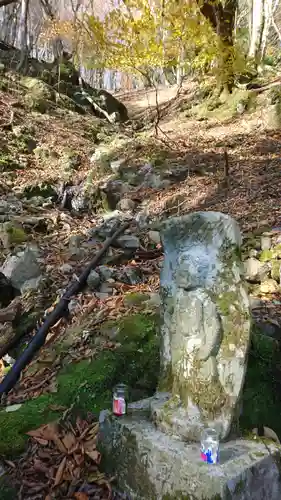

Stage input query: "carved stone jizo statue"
[{"left": 152, "top": 212, "right": 251, "bottom": 441}]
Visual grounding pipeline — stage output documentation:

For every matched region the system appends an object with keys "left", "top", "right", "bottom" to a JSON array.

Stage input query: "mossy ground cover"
[
  {"left": 0, "top": 313, "right": 160, "bottom": 458},
  {"left": 240, "top": 327, "right": 281, "bottom": 437}
]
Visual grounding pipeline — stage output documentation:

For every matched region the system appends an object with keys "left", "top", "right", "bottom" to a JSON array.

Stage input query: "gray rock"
[
  {"left": 20, "top": 275, "right": 42, "bottom": 293},
  {"left": 259, "top": 279, "right": 279, "bottom": 294},
  {"left": 155, "top": 212, "right": 251, "bottom": 441},
  {"left": 87, "top": 270, "right": 101, "bottom": 290},
  {"left": 117, "top": 266, "right": 142, "bottom": 285},
  {"left": 0, "top": 221, "right": 27, "bottom": 248},
  {"left": 102, "top": 179, "right": 130, "bottom": 209},
  {"left": 96, "top": 282, "right": 113, "bottom": 299},
  {"left": 116, "top": 198, "right": 135, "bottom": 211},
  {"left": 148, "top": 230, "right": 161, "bottom": 245},
  {"left": 90, "top": 215, "right": 124, "bottom": 240},
  {"left": 110, "top": 158, "right": 126, "bottom": 174},
  {"left": 97, "top": 265, "right": 115, "bottom": 281},
  {"left": 99, "top": 414, "right": 281, "bottom": 500},
  {"left": 68, "top": 234, "right": 85, "bottom": 259},
  {"left": 147, "top": 292, "right": 161, "bottom": 307},
  {"left": 249, "top": 248, "right": 258, "bottom": 258},
  {"left": 244, "top": 257, "right": 269, "bottom": 282},
  {"left": 68, "top": 299, "right": 79, "bottom": 314},
  {"left": 116, "top": 234, "right": 140, "bottom": 249},
  {"left": 24, "top": 196, "right": 47, "bottom": 207},
  {"left": 0, "top": 200, "right": 9, "bottom": 214},
  {"left": 261, "top": 235, "right": 272, "bottom": 251},
  {"left": 143, "top": 173, "right": 169, "bottom": 189},
  {"left": 59, "top": 263, "right": 73, "bottom": 274},
  {"left": 1, "top": 249, "right": 41, "bottom": 290},
  {"left": 249, "top": 296, "right": 264, "bottom": 310}
]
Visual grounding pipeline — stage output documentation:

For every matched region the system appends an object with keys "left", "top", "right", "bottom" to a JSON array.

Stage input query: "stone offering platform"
[{"left": 99, "top": 410, "right": 281, "bottom": 500}]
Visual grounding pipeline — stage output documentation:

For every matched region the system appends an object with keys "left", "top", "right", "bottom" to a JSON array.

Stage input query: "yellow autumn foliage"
[{"left": 41, "top": 0, "right": 246, "bottom": 85}]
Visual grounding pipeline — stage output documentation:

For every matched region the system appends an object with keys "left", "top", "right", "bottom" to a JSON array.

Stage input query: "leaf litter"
[{"left": 6, "top": 416, "right": 130, "bottom": 500}]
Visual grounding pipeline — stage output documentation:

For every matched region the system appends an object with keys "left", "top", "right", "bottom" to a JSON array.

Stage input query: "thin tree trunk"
[
  {"left": 248, "top": 0, "right": 274, "bottom": 63},
  {"left": 17, "top": 0, "right": 29, "bottom": 72}
]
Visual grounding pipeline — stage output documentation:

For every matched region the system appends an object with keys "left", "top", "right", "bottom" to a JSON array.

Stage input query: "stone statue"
[{"left": 151, "top": 212, "right": 251, "bottom": 441}]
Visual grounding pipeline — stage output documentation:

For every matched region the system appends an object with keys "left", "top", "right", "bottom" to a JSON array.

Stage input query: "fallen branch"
[
  {"left": 248, "top": 77, "right": 281, "bottom": 93},
  {"left": 0, "top": 298, "right": 21, "bottom": 323},
  {"left": 0, "top": 221, "right": 130, "bottom": 396}
]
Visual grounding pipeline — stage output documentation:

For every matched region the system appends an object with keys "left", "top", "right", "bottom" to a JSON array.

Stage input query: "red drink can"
[{"left": 113, "top": 384, "right": 127, "bottom": 416}]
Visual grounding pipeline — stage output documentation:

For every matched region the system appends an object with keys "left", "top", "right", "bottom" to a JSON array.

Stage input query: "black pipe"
[{"left": 0, "top": 221, "right": 130, "bottom": 396}]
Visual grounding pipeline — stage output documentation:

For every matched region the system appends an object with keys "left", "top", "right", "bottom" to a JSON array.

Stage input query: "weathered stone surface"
[
  {"left": 116, "top": 198, "right": 135, "bottom": 212},
  {"left": 116, "top": 234, "right": 140, "bottom": 249},
  {"left": 99, "top": 413, "right": 281, "bottom": 500},
  {"left": 244, "top": 257, "right": 269, "bottom": 283},
  {"left": 271, "top": 261, "right": 281, "bottom": 282},
  {"left": 148, "top": 230, "right": 161, "bottom": 245},
  {"left": 0, "top": 221, "right": 27, "bottom": 248},
  {"left": 87, "top": 270, "right": 101, "bottom": 290},
  {"left": 68, "top": 235, "right": 86, "bottom": 260},
  {"left": 260, "top": 235, "right": 272, "bottom": 251},
  {"left": 156, "top": 212, "right": 251, "bottom": 441},
  {"left": 259, "top": 279, "right": 279, "bottom": 294},
  {"left": 1, "top": 249, "right": 41, "bottom": 290},
  {"left": 20, "top": 275, "right": 42, "bottom": 293}
]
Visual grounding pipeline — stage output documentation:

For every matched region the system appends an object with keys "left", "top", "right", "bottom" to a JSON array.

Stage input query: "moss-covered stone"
[
  {"left": 271, "top": 260, "right": 281, "bottom": 282},
  {"left": 259, "top": 249, "right": 273, "bottom": 262},
  {"left": 0, "top": 313, "right": 160, "bottom": 457},
  {"left": 240, "top": 326, "right": 281, "bottom": 437},
  {"left": 21, "top": 77, "right": 56, "bottom": 113},
  {"left": 22, "top": 181, "right": 57, "bottom": 199},
  {"left": 272, "top": 244, "right": 281, "bottom": 258},
  {"left": 0, "top": 222, "right": 27, "bottom": 248},
  {"left": 124, "top": 292, "right": 150, "bottom": 306}
]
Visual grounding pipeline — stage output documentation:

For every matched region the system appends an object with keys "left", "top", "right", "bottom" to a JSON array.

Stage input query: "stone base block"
[{"left": 98, "top": 413, "right": 281, "bottom": 500}]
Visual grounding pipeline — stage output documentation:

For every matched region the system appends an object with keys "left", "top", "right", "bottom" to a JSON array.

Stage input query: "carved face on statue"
[{"left": 176, "top": 251, "right": 211, "bottom": 290}]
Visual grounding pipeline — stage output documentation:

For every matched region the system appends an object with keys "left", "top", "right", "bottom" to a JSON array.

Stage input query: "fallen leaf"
[
  {"left": 33, "top": 438, "right": 48, "bottom": 446},
  {"left": 83, "top": 438, "right": 97, "bottom": 451},
  {"left": 52, "top": 436, "right": 67, "bottom": 454},
  {"left": 5, "top": 404, "right": 22, "bottom": 412},
  {"left": 74, "top": 493, "right": 89, "bottom": 500},
  {"left": 27, "top": 422, "right": 60, "bottom": 442},
  {"left": 73, "top": 453, "right": 84, "bottom": 466},
  {"left": 33, "top": 459, "right": 49, "bottom": 474},
  {"left": 86, "top": 449, "right": 101, "bottom": 463},
  {"left": 54, "top": 456, "right": 67, "bottom": 487},
  {"left": 62, "top": 432, "right": 77, "bottom": 453}
]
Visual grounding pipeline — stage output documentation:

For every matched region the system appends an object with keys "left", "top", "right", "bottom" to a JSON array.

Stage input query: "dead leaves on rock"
[{"left": 8, "top": 417, "right": 112, "bottom": 499}]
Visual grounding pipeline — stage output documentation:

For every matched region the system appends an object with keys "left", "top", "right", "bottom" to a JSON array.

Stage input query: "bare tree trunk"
[
  {"left": 176, "top": 46, "right": 184, "bottom": 86},
  {"left": 248, "top": 0, "right": 275, "bottom": 63},
  {"left": 17, "top": 0, "right": 29, "bottom": 72},
  {"left": 198, "top": 0, "right": 238, "bottom": 93}
]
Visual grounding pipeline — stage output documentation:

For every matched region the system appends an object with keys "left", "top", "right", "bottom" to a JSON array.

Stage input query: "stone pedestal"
[{"left": 98, "top": 410, "right": 281, "bottom": 500}]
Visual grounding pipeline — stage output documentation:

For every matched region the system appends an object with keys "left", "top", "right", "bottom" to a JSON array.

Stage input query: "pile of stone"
[{"left": 243, "top": 227, "right": 281, "bottom": 294}]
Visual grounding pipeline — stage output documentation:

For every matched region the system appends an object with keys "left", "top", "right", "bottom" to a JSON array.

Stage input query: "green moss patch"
[
  {"left": 240, "top": 327, "right": 281, "bottom": 436},
  {"left": 0, "top": 313, "right": 160, "bottom": 457}
]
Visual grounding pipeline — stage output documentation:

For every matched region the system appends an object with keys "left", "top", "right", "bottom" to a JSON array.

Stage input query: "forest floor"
[{"left": 0, "top": 73, "right": 281, "bottom": 498}]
